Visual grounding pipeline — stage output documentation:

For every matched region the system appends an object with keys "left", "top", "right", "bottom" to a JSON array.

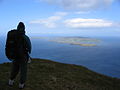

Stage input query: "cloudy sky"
[{"left": 0, "top": 0, "right": 120, "bottom": 36}]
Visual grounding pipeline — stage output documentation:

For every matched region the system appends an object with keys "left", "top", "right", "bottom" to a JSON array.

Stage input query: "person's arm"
[{"left": 23, "top": 35, "right": 32, "bottom": 54}]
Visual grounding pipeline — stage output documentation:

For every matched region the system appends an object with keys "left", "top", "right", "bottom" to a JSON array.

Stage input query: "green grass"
[{"left": 0, "top": 58, "right": 120, "bottom": 90}]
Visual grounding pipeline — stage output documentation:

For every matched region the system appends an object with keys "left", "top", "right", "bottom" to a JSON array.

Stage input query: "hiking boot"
[
  {"left": 8, "top": 79, "right": 14, "bottom": 86},
  {"left": 19, "top": 83, "right": 25, "bottom": 89}
]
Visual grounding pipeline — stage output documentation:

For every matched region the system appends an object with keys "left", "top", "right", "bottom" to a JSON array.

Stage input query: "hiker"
[{"left": 5, "top": 22, "right": 32, "bottom": 89}]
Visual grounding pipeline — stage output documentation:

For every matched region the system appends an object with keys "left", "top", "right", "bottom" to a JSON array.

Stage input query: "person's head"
[{"left": 17, "top": 22, "right": 25, "bottom": 34}]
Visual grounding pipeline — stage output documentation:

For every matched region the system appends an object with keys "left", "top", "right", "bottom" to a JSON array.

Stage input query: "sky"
[{"left": 0, "top": 0, "right": 120, "bottom": 37}]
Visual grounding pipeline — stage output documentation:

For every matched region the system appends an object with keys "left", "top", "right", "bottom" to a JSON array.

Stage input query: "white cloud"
[
  {"left": 55, "top": 12, "right": 68, "bottom": 16},
  {"left": 30, "top": 12, "right": 67, "bottom": 28},
  {"left": 74, "top": 11, "right": 90, "bottom": 14},
  {"left": 40, "top": 0, "right": 114, "bottom": 10},
  {"left": 30, "top": 17, "right": 116, "bottom": 29},
  {"left": 30, "top": 16, "right": 61, "bottom": 28},
  {"left": 64, "top": 18, "right": 114, "bottom": 28}
]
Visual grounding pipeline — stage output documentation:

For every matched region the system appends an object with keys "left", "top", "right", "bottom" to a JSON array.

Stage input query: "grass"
[{"left": 0, "top": 58, "right": 120, "bottom": 90}]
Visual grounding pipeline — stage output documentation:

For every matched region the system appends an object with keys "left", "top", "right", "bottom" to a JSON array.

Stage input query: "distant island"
[
  {"left": 0, "top": 58, "right": 120, "bottom": 90},
  {"left": 32, "top": 37, "right": 101, "bottom": 47}
]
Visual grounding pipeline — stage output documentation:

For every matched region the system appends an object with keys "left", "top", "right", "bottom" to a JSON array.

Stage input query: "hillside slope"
[{"left": 0, "top": 58, "right": 120, "bottom": 90}]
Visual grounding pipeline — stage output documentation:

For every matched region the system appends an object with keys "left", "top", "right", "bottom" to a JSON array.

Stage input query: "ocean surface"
[{"left": 1, "top": 36, "right": 120, "bottom": 78}]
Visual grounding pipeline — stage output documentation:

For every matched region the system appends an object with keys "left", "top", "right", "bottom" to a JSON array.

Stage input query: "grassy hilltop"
[{"left": 0, "top": 58, "right": 120, "bottom": 90}]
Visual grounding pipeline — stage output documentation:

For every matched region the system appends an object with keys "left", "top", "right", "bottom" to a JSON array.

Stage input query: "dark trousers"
[{"left": 10, "top": 56, "right": 28, "bottom": 84}]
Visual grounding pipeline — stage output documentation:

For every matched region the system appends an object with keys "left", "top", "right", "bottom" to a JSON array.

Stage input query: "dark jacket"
[
  {"left": 23, "top": 35, "right": 31, "bottom": 54},
  {"left": 17, "top": 22, "right": 32, "bottom": 60}
]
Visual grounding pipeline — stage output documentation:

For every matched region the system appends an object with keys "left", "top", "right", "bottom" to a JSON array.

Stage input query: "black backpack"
[{"left": 5, "top": 29, "right": 24, "bottom": 60}]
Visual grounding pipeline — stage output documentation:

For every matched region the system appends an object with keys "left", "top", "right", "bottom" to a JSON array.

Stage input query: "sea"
[{"left": 1, "top": 35, "right": 120, "bottom": 78}]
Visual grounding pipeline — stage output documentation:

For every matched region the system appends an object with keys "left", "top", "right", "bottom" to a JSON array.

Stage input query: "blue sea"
[{"left": 1, "top": 36, "right": 120, "bottom": 78}]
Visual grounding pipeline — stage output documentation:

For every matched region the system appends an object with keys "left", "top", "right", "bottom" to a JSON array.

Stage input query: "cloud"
[
  {"left": 40, "top": 0, "right": 114, "bottom": 10},
  {"left": 54, "top": 12, "right": 68, "bottom": 16},
  {"left": 64, "top": 18, "right": 114, "bottom": 28},
  {"left": 74, "top": 11, "right": 90, "bottom": 14},
  {"left": 30, "top": 16, "right": 117, "bottom": 29},
  {"left": 30, "top": 16, "right": 61, "bottom": 28},
  {"left": 30, "top": 12, "right": 67, "bottom": 28}
]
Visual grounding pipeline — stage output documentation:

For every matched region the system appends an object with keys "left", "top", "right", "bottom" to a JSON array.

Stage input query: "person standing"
[{"left": 5, "top": 22, "right": 32, "bottom": 89}]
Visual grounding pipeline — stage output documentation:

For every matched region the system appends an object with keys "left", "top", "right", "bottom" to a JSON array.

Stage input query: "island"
[
  {"left": 33, "top": 37, "right": 100, "bottom": 47},
  {"left": 50, "top": 37, "right": 101, "bottom": 46}
]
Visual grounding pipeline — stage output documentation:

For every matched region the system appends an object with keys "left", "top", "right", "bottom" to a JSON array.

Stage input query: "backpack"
[{"left": 5, "top": 29, "right": 24, "bottom": 60}]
